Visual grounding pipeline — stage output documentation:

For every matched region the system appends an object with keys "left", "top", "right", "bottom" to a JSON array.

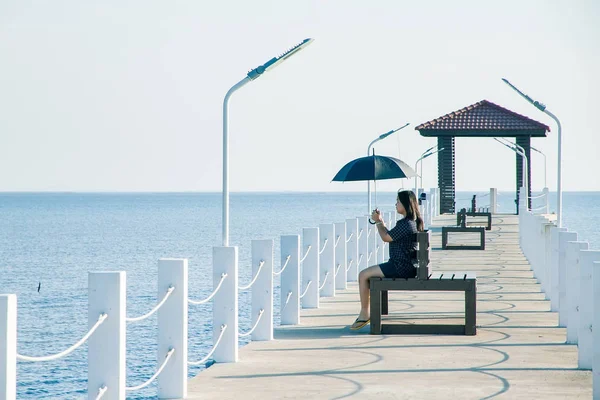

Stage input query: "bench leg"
[
  {"left": 465, "top": 282, "right": 477, "bottom": 335},
  {"left": 480, "top": 230, "right": 485, "bottom": 250},
  {"left": 370, "top": 286, "right": 382, "bottom": 334},
  {"left": 382, "top": 290, "right": 388, "bottom": 315}
]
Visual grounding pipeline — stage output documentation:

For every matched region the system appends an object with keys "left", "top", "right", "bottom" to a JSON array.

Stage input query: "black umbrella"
[
  {"left": 332, "top": 154, "right": 416, "bottom": 223},
  {"left": 332, "top": 155, "right": 416, "bottom": 182}
]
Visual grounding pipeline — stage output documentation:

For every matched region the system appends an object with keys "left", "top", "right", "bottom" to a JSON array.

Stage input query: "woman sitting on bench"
[{"left": 351, "top": 190, "right": 424, "bottom": 330}]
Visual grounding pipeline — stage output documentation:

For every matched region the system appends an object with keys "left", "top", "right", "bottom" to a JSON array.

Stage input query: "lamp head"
[
  {"left": 247, "top": 38, "right": 314, "bottom": 80},
  {"left": 502, "top": 78, "right": 546, "bottom": 112}
]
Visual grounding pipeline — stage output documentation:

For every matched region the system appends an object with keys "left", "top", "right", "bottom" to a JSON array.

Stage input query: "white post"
[
  {"left": 370, "top": 222, "right": 379, "bottom": 266},
  {"left": 157, "top": 259, "right": 188, "bottom": 399},
  {"left": 566, "top": 241, "right": 588, "bottom": 344},
  {"left": 422, "top": 199, "right": 429, "bottom": 230},
  {"left": 549, "top": 227, "right": 566, "bottom": 311},
  {"left": 301, "top": 227, "right": 319, "bottom": 309},
  {"left": 251, "top": 240, "right": 273, "bottom": 341},
  {"left": 376, "top": 217, "right": 385, "bottom": 265},
  {"left": 578, "top": 250, "right": 600, "bottom": 370},
  {"left": 542, "top": 187, "right": 550, "bottom": 214},
  {"left": 88, "top": 272, "right": 125, "bottom": 400},
  {"left": 357, "top": 217, "right": 369, "bottom": 273},
  {"left": 592, "top": 261, "right": 600, "bottom": 398},
  {"left": 319, "top": 224, "right": 335, "bottom": 298},
  {"left": 385, "top": 212, "right": 394, "bottom": 260},
  {"left": 345, "top": 219, "right": 358, "bottom": 283},
  {"left": 542, "top": 221, "right": 554, "bottom": 299},
  {"left": 490, "top": 188, "right": 497, "bottom": 214},
  {"left": 213, "top": 246, "right": 238, "bottom": 362},
  {"left": 334, "top": 222, "right": 347, "bottom": 291},
  {"left": 558, "top": 231, "right": 577, "bottom": 327},
  {"left": 0, "top": 295, "right": 16, "bottom": 400},
  {"left": 280, "top": 235, "right": 300, "bottom": 325}
]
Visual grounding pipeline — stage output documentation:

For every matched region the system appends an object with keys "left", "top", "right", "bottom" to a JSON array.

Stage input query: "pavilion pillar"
[{"left": 437, "top": 136, "right": 455, "bottom": 214}]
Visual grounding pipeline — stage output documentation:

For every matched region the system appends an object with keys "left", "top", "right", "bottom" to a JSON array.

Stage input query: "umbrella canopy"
[{"left": 332, "top": 155, "right": 416, "bottom": 182}]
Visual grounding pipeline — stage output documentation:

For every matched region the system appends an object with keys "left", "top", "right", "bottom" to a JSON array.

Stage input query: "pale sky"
[{"left": 1, "top": 0, "right": 599, "bottom": 192}]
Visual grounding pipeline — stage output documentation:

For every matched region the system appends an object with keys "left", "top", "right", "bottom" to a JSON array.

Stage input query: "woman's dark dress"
[{"left": 378, "top": 218, "right": 418, "bottom": 279}]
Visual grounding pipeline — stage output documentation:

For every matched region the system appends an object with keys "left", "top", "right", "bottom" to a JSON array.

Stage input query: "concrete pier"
[{"left": 188, "top": 215, "right": 592, "bottom": 399}]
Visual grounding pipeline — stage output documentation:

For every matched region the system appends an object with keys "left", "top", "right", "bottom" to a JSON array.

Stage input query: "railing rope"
[
  {"left": 17, "top": 313, "right": 107, "bottom": 362},
  {"left": 283, "top": 291, "right": 293, "bottom": 307},
  {"left": 126, "top": 286, "right": 174, "bottom": 323},
  {"left": 345, "top": 232, "right": 354, "bottom": 243},
  {"left": 188, "top": 273, "right": 227, "bottom": 305},
  {"left": 239, "top": 260, "right": 265, "bottom": 290},
  {"left": 318, "top": 239, "right": 329, "bottom": 255},
  {"left": 334, "top": 235, "right": 341, "bottom": 248},
  {"left": 273, "top": 255, "right": 291, "bottom": 276},
  {"left": 125, "top": 348, "right": 175, "bottom": 392},
  {"left": 95, "top": 386, "right": 107, "bottom": 400},
  {"left": 529, "top": 193, "right": 547, "bottom": 200},
  {"left": 357, "top": 254, "right": 363, "bottom": 266},
  {"left": 239, "top": 309, "right": 265, "bottom": 337},
  {"left": 299, "top": 245, "right": 312, "bottom": 263},
  {"left": 346, "top": 259, "right": 354, "bottom": 272},
  {"left": 318, "top": 272, "right": 330, "bottom": 291},
  {"left": 188, "top": 325, "right": 227, "bottom": 366},
  {"left": 367, "top": 251, "right": 373, "bottom": 263},
  {"left": 334, "top": 263, "right": 342, "bottom": 277},
  {"left": 357, "top": 228, "right": 364, "bottom": 239},
  {"left": 299, "top": 281, "right": 312, "bottom": 299}
]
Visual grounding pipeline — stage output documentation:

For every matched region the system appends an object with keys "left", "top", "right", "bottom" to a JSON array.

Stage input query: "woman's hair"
[{"left": 397, "top": 190, "right": 424, "bottom": 232}]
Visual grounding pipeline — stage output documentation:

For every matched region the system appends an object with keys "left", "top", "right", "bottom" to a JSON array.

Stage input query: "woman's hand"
[{"left": 371, "top": 209, "right": 383, "bottom": 223}]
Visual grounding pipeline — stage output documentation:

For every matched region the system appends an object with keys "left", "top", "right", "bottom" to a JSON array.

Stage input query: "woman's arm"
[{"left": 372, "top": 209, "right": 393, "bottom": 242}]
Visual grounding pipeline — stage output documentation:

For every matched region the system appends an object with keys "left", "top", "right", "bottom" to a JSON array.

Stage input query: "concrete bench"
[{"left": 370, "top": 231, "right": 477, "bottom": 335}]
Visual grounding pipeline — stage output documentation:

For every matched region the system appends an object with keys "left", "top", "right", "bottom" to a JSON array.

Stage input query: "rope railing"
[
  {"left": 283, "top": 291, "right": 293, "bottom": 308},
  {"left": 125, "top": 348, "right": 175, "bottom": 392},
  {"left": 95, "top": 385, "right": 107, "bottom": 400},
  {"left": 17, "top": 313, "right": 107, "bottom": 362},
  {"left": 188, "top": 324, "right": 227, "bottom": 366},
  {"left": 529, "top": 193, "right": 547, "bottom": 200},
  {"left": 345, "top": 232, "right": 354, "bottom": 243},
  {"left": 188, "top": 273, "right": 227, "bottom": 305},
  {"left": 357, "top": 229, "right": 364, "bottom": 239},
  {"left": 238, "top": 260, "right": 265, "bottom": 290},
  {"left": 299, "top": 245, "right": 312, "bottom": 263},
  {"left": 239, "top": 309, "right": 265, "bottom": 337},
  {"left": 357, "top": 254, "right": 364, "bottom": 266},
  {"left": 126, "top": 286, "right": 174, "bottom": 323},
  {"left": 334, "top": 263, "right": 342, "bottom": 277},
  {"left": 299, "top": 281, "right": 312, "bottom": 299},
  {"left": 318, "top": 239, "right": 329, "bottom": 255},
  {"left": 346, "top": 259, "right": 354, "bottom": 272},
  {"left": 273, "top": 255, "right": 291, "bottom": 276},
  {"left": 367, "top": 229, "right": 372, "bottom": 238},
  {"left": 367, "top": 251, "right": 373, "bottom": 263},
  {"left": 334, "top": 235, "right": 341, "bottom": 248},
  {"left": 531, "top": 205, "right": 548, "bottom": 212},
  {"left": 318, "top": 272, "right": 329, "bottom": 291}
]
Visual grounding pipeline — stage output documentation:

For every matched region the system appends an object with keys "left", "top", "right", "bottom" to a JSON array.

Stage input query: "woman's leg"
[{"left": 357, "top": 265, "right": 384, "bottom": 320}]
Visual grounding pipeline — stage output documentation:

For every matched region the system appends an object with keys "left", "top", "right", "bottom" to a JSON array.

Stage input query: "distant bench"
[
  {"left": 442, "top": 209, "right": 486, "bottom": 250},
  {"left": 370, "top": 231, "right": 477, "bottom": 335},
  {"left": 457, "top": 208, "right": 492, "bottom": 231}
]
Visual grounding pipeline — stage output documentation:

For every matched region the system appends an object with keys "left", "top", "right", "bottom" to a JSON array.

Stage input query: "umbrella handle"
[{"left": 368, "top": 218, "right": 376, "bottom": 225}]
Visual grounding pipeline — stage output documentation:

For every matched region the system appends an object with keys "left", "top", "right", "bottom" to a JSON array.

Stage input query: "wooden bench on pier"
[
  {"left": 370, "top": 231, "right": 477, "bottom": 335},
  {"left": 442, "top": 209, "right": 486, "bottom": 250},
  {"left": 457, "top": 208, "right": 492, "bottom": 231}
]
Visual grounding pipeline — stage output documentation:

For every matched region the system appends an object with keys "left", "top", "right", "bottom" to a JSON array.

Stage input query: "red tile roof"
[{"left": 415, "top": 100, "right": 550, "bottom": 137}]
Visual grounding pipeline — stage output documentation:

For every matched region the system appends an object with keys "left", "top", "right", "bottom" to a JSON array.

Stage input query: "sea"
[{"left": 1, "top": 191, "right": 598, "bottom": 399}]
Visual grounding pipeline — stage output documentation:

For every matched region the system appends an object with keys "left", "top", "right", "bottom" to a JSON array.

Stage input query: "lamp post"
[
  {"left": 366, "top": 123, "right": 410, "bottom": 214},
  {"left": 502, "top": 78, "right": 562, "bottom": 227},
  {"left": 414, "top": 146, "right": 444, "bottom": 194},
  {"left": 530, "top": 145, "right": 547, "bottom": 189},
  {"left": 494, "top": 138, "right": 529, "bottom": 211},
  {"left": 221, "top": 38, "right": 314, "bottom": 246}
]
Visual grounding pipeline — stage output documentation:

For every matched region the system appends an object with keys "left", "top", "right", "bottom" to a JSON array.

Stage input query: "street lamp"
[
  {"left": 414, "top": 146, "right": 444, "bottom": 194},
  {"left": 502, "top": 78, "right": 562, "bottom": 227},
  {"left": 493, "top": 138, "right": 529, "bottom": 211},
  {"left": 366, "top": 123, "right": 410, "bottom": 213},
  {"left": 222, "top": 38, "right": 314, "bottom": 246}
]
